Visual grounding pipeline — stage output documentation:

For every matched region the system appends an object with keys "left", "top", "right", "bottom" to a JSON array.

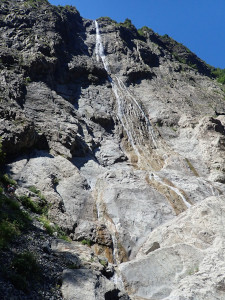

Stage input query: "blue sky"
[{"left": 49, "top": 0, "right": 225, "bottom": 69}]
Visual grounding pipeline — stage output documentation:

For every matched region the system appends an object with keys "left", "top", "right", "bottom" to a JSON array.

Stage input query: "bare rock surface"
[
  {"left": 93, "top": 167, "right": 176, "bottom": 260},
  {"left": 7, "top": 151, "right": 95, "bottom": 233},
  {"left": 0, "top": 1, "right": 225, "bottom": 299},
  {"left": 61, "top": 269, "right": 120, "bottom": 300},
  {"left": 120, "top": 196, "right": 225, "bottom": 300}
]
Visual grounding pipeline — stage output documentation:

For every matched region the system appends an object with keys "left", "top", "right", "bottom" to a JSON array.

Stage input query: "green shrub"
[
  {"left": 54, "top": 224, "right": 71, "bottom": 242},
  {"left": 28, "top": 185, "right": 40, "bottom": 194},
  {"left": 81, "top": 239, "right": 92, "bottom": 247},
  {"left": 53, "top": 177, "right": 59, "bottom": 185},
  {"left": 0, "top": 194, "right": 31, "bottom": 248},
  {"left": 122, "top": 18, "right": 132, "bottom": 28},
  {"left": 18, "top": 195, "right": 42, "bottom": 214},
  {"left": 38, "top": 215, "right": 54, "bottom": 235},
  {"left": 218, "top": 75, "right": 225, "bottom": 84},
  {"left": 118, "top": 18, "right": 136, "bottom": 31},
  {"left": 38, "top": 216, "right": 71, "bottom": 241},
  {"left": 212, "top": 68, "right": 225, "bottom": 84},
  {"left": 138, "top": 26, "right": 152, "bottom": 37},
  {"left": 24, "top": 76, "right": 31, "bottom": 85},
  {"left": 5, "top": 196, "right": 20, "bottom": 210},
  {"left": 28, "top": 186, "right": 45, "bottom": 201},
  {"left": 98, "top": 16, "right": 117, "bottom": 24},
  {"left": 0, "top": 174, "right": 17, "bottom": 186},
  {"left": 24, "top": 0, "right": 48, "bottom": 8},
  {"left": 98, "top": 16, "right": 112, "bottom": 21},
  {"left": 64, "top": 5, "right": 73, "bottom": 11},
  {"left": 188, "top": 62, "right": 198, "bottom": 69},
  {"left": 56, "top": 4, "right": 78, "bottom": 14},
  {"left": 59, "top": 235, "right": 72, "bottom": 242},
  {"left": 173, "top": 53, "right": 186, "bottom": 64},
  {"left": 114, "top": 18, "right": 137, "bottom": 30},
  {"left": 187, "top": 265, "right": 199, "bottom": 275},
  {"left": 99, "top": 259, "right": 107, "bottom": 267},
  {"left": 0, "top": 220, "right": 20, "bottom": 248}
]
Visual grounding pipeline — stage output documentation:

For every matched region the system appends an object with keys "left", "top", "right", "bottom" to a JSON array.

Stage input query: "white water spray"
[{"left": 95, "top": 20, "right": 110, "bottom": 73}]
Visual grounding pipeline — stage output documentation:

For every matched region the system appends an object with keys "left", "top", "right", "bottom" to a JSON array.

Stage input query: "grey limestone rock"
[
  {"left": 1, "top": 1, "right": 225, "bottom": 299},
  {"left": 120, "top": 196, "right": 225, "bottom": 300},
  {"left": 62, "top": 268, "right": 125, "bottom": 300}
]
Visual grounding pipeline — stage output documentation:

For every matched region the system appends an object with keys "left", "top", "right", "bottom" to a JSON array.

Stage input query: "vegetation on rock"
[
  {"left": 38, "top": 215, "right": 71, "bottom": 241},
  {"left": 211, "top": 68, "right": 225, "bottom": 84},
  {"left": 81, "top": 239, "right": 93, "bottom": 247},
  {"left": 18, "top": 195, "right": 44, "bottom": 214},
  {"left": 119, "top": 18, "right": 136, "bottom": 30},
  {"left": 0, "top": 190, "right": 31, "bottom": 249},
  {"left": 8, "top": 252, "right": 40, "bottom": 292},
  {"left": 138, "top": 25, "right": 153, "bottom": 37},
  {"left": 28, "top": 186, "right": 46, "bottom": 201},
  {"left": 23, "top": 0, "right": 49, "bottom": 8},
  {"left": 0, "top": 173, "right": 17, "bottom": 186},
  {"left": 98, "top": 16, "right": 117, "bottom": 23}
]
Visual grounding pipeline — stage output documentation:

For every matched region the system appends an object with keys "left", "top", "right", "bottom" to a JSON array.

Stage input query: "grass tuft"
[
  {"left": 28, "top": 186, "right": 46, "bottom": 201},
  {"left": 18, "top": 195, "right": 43, "bottom": 214},
  {"left": 0, "top": 174, "right": 17, "bottom": 186},
  {"left": 81, "top": 239, "right": 93, "bottom": 247},
  {"left": 0, "top": 193, "right": 31, "bottom": 249}
]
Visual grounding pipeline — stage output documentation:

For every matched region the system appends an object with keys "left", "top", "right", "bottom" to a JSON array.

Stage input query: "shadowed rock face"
[{"left": 1, "top": 1, "right": 225, "bottom": 299}]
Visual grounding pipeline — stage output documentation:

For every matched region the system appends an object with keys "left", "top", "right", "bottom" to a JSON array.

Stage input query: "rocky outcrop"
[
  {"left": 61, "top": 269, "right": 129, "bottom": 300},
  {"left": 1, "top": 0, "right": 225, "bottom": 299},
  {"left": 120, "top": 196, "right": 225, "bottom": 300}
]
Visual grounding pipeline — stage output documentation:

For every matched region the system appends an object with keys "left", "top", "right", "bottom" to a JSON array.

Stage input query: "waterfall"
[
  {"left": 94, "top": 20, "right": 191, "bottom": 214},
  {"left": 115, "top": 75, "right": 157, "bottom": 148},
  {"left": 94, "top": 20, "right": 157, "bottom": 159},
  {"left": 94, "top": 20, "right": 192, "bottom": 209},
  {"left": 95, "top": 20, "right": 137, "bottom": 153},
  {"left": 95, "top": 20, "right": 110, "bottom": 73},
  {"left": 111, "top": 81, "right": 139, "bottom": 155}
]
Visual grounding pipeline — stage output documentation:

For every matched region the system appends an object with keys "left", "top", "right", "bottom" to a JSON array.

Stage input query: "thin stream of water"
[
  {"left": 115, "top": 76, "right": 157, "bottom": 148},
  {"left": 149, "top": 173, "right": 191, "bottom": 208},
  {"left": 94, "top": 20, "right": 192, "bottom": 209},
  {"left": 95, "top": 20, "right": 157, "bottom": 152}
]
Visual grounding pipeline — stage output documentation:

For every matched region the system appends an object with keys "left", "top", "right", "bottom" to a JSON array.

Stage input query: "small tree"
[
  {"left": 119, "top": 18, "right": 136, "bottom": 30},
  {"left": 123, "top": 18, "right": 133, "bottom": 28}
]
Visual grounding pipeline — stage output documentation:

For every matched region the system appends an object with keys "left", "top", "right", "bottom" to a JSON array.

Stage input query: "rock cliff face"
[{"left": 1, "top": 0, "right": 225, "bottom": 299}]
